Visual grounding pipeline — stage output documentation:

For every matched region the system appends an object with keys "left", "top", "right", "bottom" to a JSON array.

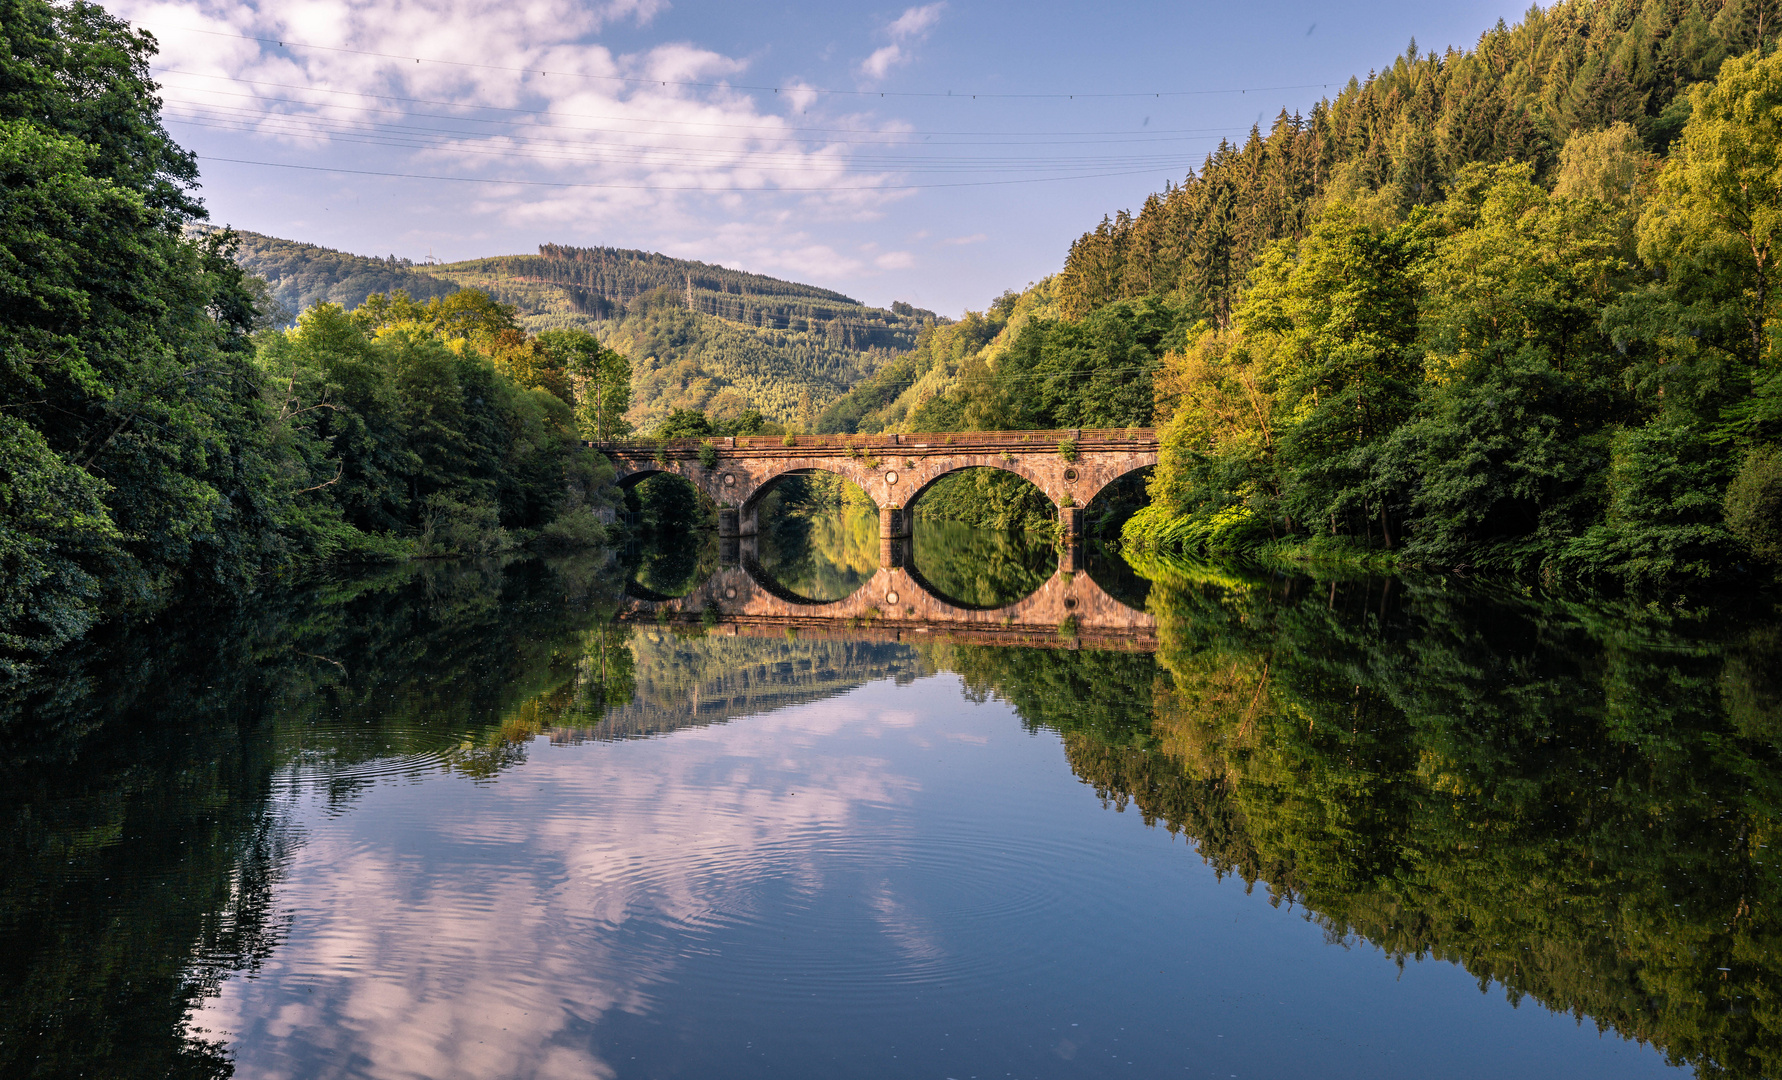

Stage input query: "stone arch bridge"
[{"left": 594, "top": 427, "right": 1158, "bottom": 565}]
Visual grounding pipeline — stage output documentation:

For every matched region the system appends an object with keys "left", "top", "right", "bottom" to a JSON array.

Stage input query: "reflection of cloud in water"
[
  {"left": 191, "top": 694, "right": 924, "bottom": 1080},
  {"left": 868, "top": 882, "right": 947, "bottom": 966}
]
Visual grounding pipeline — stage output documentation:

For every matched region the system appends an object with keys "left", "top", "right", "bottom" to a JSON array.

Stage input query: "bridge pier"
[
  {"left": 601, "top": 428, "right": 1158, "bottom": 558},
  {"left": 1059, "top": 506, "right": 1083, "bottom": 542},
  {"left": 879, "top": 506, "right": 913, "bottom": 568},
  {"left": 1059, "top": 540, "right": 1084, "bottom": 575},
  {"left": 879, "top": 505, "right": 912, "bottom": 540}
]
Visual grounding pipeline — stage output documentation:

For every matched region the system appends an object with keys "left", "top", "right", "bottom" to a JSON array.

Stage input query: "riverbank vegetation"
[
  {"left": 807, "top": 1, "right": 1782, "bottom": 587},
  {"left": 0, "top": 0, "right": 634, "bottom": 671},
  {"left": 1095, "top": 5, "right": 1782, "bottom": 585}
]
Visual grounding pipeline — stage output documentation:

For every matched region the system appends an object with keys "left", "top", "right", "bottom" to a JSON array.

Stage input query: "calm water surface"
[{"left": 1, "top": 523, "right": 1776, "bottom": 1079}]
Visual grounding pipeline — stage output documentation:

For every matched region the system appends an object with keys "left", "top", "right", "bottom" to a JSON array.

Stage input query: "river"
[{"left": 0, "top": 513, "right": 1774, "bottom": 1079}]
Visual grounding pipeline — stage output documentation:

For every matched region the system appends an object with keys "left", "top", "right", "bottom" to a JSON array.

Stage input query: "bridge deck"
[{"left": 589, "top": 427, "right": 1155, "bottom": 458}]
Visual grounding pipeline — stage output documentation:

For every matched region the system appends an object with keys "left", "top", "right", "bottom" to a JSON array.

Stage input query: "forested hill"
[
  {"left": 431, "top": 253, "right": 921, "bottom": 431},
  {"left": 1055, "top": 0, "right": 1760, "bottom": 322},
  {"left": 1074, "top": 0, "right": 1782, "bottom": 585},
  {"left": 442, "top": 245, "right": 936, "bottom": 352},
  {"left": 205, "top": 228, "right": 459, "bottom": 318},
  {"left": 810, "top": 0, "right": 1782, "bottom": 587},
  {"left": 210, "top": 229, "right": 928, "bottom": 431}
]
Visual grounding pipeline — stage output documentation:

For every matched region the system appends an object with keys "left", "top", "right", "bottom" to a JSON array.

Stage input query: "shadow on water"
[
  {"left": 624, "top": 527, "right": 718, "bottom": 600},
  {"left": 622, "top": 472, "right": 719, "bottom": 599},
  {"left": 2, "top": 543, "right": 1781, "bottom": 1078},
  {"left": 1083, "top": 539, "right": 1151, "bottom": 609}
]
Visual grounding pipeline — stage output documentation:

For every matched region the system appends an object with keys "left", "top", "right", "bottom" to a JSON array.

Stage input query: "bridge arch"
[
  {"left": 596, "top": 427, "right": 1159, "bottom": 552},
  {"left": 1069, "top": 458, "right": 1156, "bottom": 511},
  {"left": 618, "top": 547, "right": 1157, "bottom": 649},
  {"left": 901, "top": 459, "right": 1058, "bottom": 516},
  {"left": 736, "top": 463, "right": 882, "bottom": 521}
]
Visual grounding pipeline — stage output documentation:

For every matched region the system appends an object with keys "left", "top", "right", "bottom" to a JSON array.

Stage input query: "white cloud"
[
  {"left": 941, "top": 232, "right": 987, "bottom": 246},
  {"left": 875, "top": 250, "right": 915, "bottom": 269},
  {"left": 887, "top": 2, "right": 946, "bottom": 39},
  {"left": 858, "top": 3, "right": 945, "bottom": 80},
  {"left": 115, "top": 0, "right": 916, "bottom": 243}
]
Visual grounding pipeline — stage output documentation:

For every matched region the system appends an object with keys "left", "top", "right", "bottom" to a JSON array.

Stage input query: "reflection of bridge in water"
[{"left": 621, "top": 535, "right": 1157, "bottom": 653}]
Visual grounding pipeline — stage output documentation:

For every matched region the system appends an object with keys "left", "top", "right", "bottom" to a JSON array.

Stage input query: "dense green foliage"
[
  {"left": 205, "top": 232, "right": 913, "bottom": 433},
  {"left": 0, "top": 0, "right": 633, "bottom": 671},
  {"left": 0, "top": 0, "right": 282, "bottom": 667},
  {"left": 940, "top": 561, "right": 1782, "bottom": 1080},
  {"left": 608, "top": 289, "right": 882, "bottom": 431},
  {"left": 1056, "top": 0, "right": 1773, "bottom": 323},
  {"left": 911, "top": 468, "right": 1055, "bottom": 533},
  {"left": 908, "top": 296, "right": 1187, "bottom": 433},
  {"left": 1108, "top": 8, "right": 1782, "bottom": 584},
  {"left": 217, "top": 228, "right": 457, "bottom": 322},
  {"left": 817, "top": 286, "right": 1174, "bottom": 537},
  {"left": 255, "top": 295, "right": 623, "bottom": 560},
  {"left": 433, "top": 251, "right": 930, "bottom": 431},
  {"left": 432, "top": 258, "right": 899, "bottom": 431}
]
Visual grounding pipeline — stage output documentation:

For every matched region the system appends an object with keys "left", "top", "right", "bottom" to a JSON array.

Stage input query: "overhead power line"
[
  {"left": 196, "top": 155, "right": 1189, "bottom": 191},
  {"left": 167, "top": 111, "right": 1210, "bottom": 173},
  {"left": 154, "top": 69, "right": 1257, "bottom": 143},
  {"left": 160, "top": 27, "right": 1338, "bottom": 101},
  {"left": 163, "top": 98, "right": 1220, "bottom": 169}
]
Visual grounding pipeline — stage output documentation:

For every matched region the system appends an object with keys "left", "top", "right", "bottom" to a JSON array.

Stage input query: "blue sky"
[{"left": 121, "top": 0, "right": 1532, "bottom": 314}]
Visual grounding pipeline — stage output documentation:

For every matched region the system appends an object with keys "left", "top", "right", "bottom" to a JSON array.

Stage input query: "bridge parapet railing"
[{"left": 589, "top": 427, "right": 1156, "bottom": 455}]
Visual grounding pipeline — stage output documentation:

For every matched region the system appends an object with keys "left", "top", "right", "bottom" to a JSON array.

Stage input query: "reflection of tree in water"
[
  {"left": 16, "top": 543, "right": 1782, "bottom": 1079},
  {"left": 911, "top": 519, "right": 1055, "bottom": 608},
  {"left": 0, "top": 554, "right": 636, "bottom": 1078},
  {"left": 957, "top": 561, "right": 1782, "bottom": 1080},
  {"left": 624, "top": 474, "right": 718, "bottom": 598},
  {"left": 754, "top": 474, "right": 880, "bottom": 601}
]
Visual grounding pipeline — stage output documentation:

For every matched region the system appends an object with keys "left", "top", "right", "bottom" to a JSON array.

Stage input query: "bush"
[
  {"left": 1725, "top": 447, "right": 1782, "bottom": 563},
  {"left": 534, "top": 507, "right": 608, "bottom": 551},
  {"left": 418, "top": 493, "right": 512, "bottom": 556},
  {"left": 698, "top": 441, "right": 718, "bottom": 468},
  {"left": 1059, "top": 439, "right": 1079, "bottom": 462}
]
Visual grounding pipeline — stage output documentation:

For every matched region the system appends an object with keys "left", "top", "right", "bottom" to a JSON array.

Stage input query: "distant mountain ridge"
[
  {"left": 201, "top": 227, "right": 460, "bottom": 317},
  {"left": 218, "top": 229, "right": 930, "bottom": 431},
  {"left": 442, "top": 245, "right": 935, "bottom": 352}
]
